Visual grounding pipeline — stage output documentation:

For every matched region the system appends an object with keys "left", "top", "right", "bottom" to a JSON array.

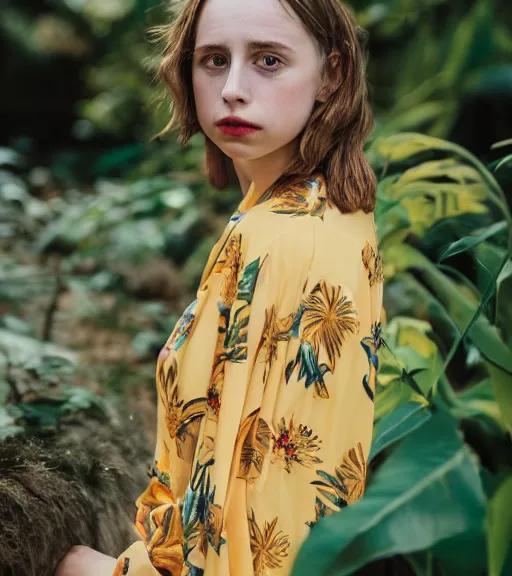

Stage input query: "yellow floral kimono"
[{"left": 113, "top": 172, "right": 384, "bottom": 576}]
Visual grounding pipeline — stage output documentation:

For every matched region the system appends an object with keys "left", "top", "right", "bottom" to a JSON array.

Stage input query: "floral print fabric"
[{"left": 113, "top": 173, "right": 384, "bottom": 576}]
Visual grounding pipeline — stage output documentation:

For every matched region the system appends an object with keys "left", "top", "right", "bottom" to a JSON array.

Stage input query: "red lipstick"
[{"left": 216, "top": 116, "right": 261, "bottom": 136}]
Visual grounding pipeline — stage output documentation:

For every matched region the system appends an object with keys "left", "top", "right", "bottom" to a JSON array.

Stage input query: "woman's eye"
[
  {"left": 202, "top": 53, "right": 282, "bottom": 72},
  {"left": 259, "top": 55, "right": 282, "bottom": 70},
  {"left": 207, "top": 55, "right": 226, "bottom": 68}
]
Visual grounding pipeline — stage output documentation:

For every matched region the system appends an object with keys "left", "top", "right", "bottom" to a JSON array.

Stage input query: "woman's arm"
[{"left": 54, "top": 545, "right": 117, "bottom": 576}]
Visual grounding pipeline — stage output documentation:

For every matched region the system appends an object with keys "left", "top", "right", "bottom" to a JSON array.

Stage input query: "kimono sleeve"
[{"left": 112, "top": 351, "right": 180, "bottom": 576}]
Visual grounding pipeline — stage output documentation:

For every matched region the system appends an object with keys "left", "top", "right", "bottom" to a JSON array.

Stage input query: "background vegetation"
[{"left": 1, "top": 0, "right": 511, "bottom": 574}]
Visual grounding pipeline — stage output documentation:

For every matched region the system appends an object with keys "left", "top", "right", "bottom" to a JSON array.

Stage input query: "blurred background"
[{"left": 1, "top": 0, "right": 511, "bottom": 575}]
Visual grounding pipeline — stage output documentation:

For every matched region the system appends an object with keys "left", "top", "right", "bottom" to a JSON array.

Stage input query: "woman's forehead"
[{"left": 195, "top": 0, "right": 305, "bottom": 47}]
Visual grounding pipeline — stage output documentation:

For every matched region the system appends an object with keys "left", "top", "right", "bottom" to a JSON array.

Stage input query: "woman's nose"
[{"left": 221, "top": 62, "right": 250, "bottom": 104}]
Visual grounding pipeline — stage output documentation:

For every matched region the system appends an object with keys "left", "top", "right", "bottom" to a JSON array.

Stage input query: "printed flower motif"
[
  {"left": 156, "top": 351, "right": 179, "bottom": 428},
  {"left": 267, "top": 176, "right": 327, "bottom": 219},
  {"left": 166, "top": 298, "right": 198, "bottom": 351},
  {"left": 156, "top": 350, "right": 207, "bottom": 462},
  {"left": 306, "top": 498, "right": 333, "bottom": 529},
  {"left": 256, "top": 305, "right": 294, "bottom": 376},
  {"left": 165, "top": 387, "right": 182, "bottom": 439},
  {"left": 135, "top": 474, "right": 175, "bottom": 540},
  {"left": 223, "top": 300, "right": 251, "bottom": 362},
  {"left": 362, "top": 241, "right": 384, "bottom": 286},
  {"left": 338, "top": 443, "right": 367, "bottom": 505},
  {"left": 213, "top": 233, "right": 243, "bottom": 307},
  {"left": 112, "top": 556, "right": 130, "bottom": 576},
  {"left": 207, "top": 383, "right": 222, "bottom": 415},
  {"left": 248, "top": 508, "right": 291, "bottom": 576},
  {"left": 206, "top": 361, "right": 224, "bottom": 416},
  {"left": 271, "top": 416, "right": 323, "bottom": 473},
  {"left": 157, "top": 349, "right": 178, "bottom": 396},
  {"left": 182, "top": 458, "right": 226, "bottom": 566},
  {"left": 222, "top": 256, "right": 262, "bottom": 363},
  {"left": 236, "top": 257, "right": 262, "bottom": 303},
  {"left": 165, "top": 388, "right": 208, "bottom": 462},
  {"left": 311, "top": 442, "right": 367, "bottom": 514},
  {"left": 302, "top": 281, "right": 360, "bottom": 371},
  {"left": 360, "top": 321, "right": 383, "bottom": 401},
  {"left": 238, "top": 409, "right": 273, "bottom": 483},
  {"left": 204, "top": 502, "right": 224, "bottom": 553},
  {"left": 286, "top": 281, "right": 359, "bottom": 398},
  {"left": 146, "top": 503, "right": 185, "bottom": 575},
  {"left": 285, "top": 340, "right": 331, "bottom": 399}
]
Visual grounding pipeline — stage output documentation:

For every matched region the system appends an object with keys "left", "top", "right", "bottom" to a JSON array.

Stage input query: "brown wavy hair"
[{"left": 151, "top": 0, "right": 377, "bottom": 214}]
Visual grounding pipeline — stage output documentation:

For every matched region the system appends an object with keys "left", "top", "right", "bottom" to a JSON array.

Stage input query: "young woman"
[{"left": 56, "top": 0, "right": 384, "bottom": 574}]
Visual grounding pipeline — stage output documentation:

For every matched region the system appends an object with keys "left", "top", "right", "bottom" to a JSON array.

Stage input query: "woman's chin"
[{"left": 217, "top": 144, "right": 267, "bottom": 162}]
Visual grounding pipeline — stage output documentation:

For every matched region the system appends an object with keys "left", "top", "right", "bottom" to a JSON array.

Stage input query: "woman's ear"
[{"left": 316, "top": 50, "right": 342, "bottom": 103}]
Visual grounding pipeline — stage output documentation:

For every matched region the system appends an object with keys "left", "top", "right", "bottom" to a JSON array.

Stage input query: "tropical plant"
[{"left": 291, "top": 133, "right": 512, "bottom": 576}]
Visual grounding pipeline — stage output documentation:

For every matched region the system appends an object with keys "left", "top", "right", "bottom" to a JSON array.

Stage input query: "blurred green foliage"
[
  {"left": 0, "top": 0, "right": 511, "bottom": 575},
  {"left": 1, "top": 0, "right": 512, "bottom": 177}
]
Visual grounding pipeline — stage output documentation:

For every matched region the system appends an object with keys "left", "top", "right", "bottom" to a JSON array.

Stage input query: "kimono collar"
[
  {"left": 237, "top": 180, "right": 264, "bottom": 214},
  {"left": 198, "top": 172, "right": 326, "bottom": 290},
  {"left": 237, "top": 172, "right": 326, "bottom": 215}
]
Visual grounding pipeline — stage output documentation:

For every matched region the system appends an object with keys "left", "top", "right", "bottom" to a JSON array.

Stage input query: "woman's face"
[{"left": 192, "top": 0, "right": 326, "bottom": 164}]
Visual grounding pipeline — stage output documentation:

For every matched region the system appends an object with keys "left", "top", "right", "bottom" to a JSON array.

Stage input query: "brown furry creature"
[{"left": 0, "top": 407, "right": 153, "bottom": 576}]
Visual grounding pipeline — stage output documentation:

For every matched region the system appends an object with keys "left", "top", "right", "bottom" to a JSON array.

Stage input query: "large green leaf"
[
  {"left": 496, "top": 258, "right": 512, "bottom": 347},
  {"left": 369, "top": 133, "right": 509, "bottom": 219},
  {"left": 384, "top": 273, "right": 460, "bottom": 347},
  {"left": 390, "top": 180, "right": 488, "bottom": 237},
  {"left": 455, "top": 378, "right": 506, "bottom": 434},
  {"left": 430, "top": 527, "right": 488, "bottom": 575},
  {"left": 291, "top": 409, "right": 486, "bottom": 576},
  {"left": 370, "top": 400, "right": 432, "bottom": 462},
  {"left": 486, "top": 474, "right": 512, "bottom": 576},
  {"left": 484, "top": 258, "right": 512, "bottom": 434},
  {"left": 437, "top": 220, "right": 508, "bottom": 262},
  {"left": 487, "top": 363, "right": 512, "bottom": 436},
  {"left": 440, "top": 0, "right": 493, "bottom": 85},
  {"left": 385, "top": 244, "right": 512, "bottom": 374},
  {"left": 383, "top": 101, "right": 446, "bottom": 134},
  {"left": 373, "top": 341, "right": 427, "bottom": 422}
]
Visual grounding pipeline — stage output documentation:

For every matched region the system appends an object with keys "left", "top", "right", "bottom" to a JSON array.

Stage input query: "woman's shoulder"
[{"left": 237, "top": 173, "right": 377, "bottom": 254}]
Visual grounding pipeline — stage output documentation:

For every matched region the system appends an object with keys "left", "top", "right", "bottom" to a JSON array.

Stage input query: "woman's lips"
[{"left": 217, "top": 124, "right": 262, "bottom": 136}]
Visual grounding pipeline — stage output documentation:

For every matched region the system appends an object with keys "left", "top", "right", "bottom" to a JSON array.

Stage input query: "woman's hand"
[{"left": 55, "top": 545, "right": 118, "bottom": 576}]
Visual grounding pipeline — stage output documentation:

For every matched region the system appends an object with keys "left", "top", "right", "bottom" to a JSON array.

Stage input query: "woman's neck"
[{"left": 233, "top": 138, "right": 299, "bottom": 199}]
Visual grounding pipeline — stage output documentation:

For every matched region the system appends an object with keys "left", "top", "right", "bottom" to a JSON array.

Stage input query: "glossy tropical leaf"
[
  {"left": 383, "top": 316, "right": 443, "bottom": 397},
  {"left": 430, "top": 527, "right": 488, "bottom": 575},
  {"left": 369, "top": 133, "right": 509, "bottom": 218},
  {"left": 486, "top": 474, "right": 512, "bottom": 576},
  {"left": 440, "top": 0, "right": 492, "bottom": 84},
  {"left": 384, "top": 272, "right": 461, "bottom": 345},
  {"left": 385, "top": 243, "right": 512, "bottom": 375},
  {"left": 455, "top": 378, "right": 506, "bottom": 433},
  {"left": 496, "top": 258, "right": 512, "bottom": 347},
  {"left": 369, "top": 400, "right": 432, "bottom": 462},
  {"left": 394, "top": 181, "right": 488, "bottom": 234},
  {"left": 487, "top": 364, "right": 512, "bottom": 436},
  {"left": 373, "top": 339, "right": 427, "bottom": 422},
  {"left": 494, "top": 153, "right": 512, "bottom": 173},
  {"left": 437, "top": 220, "right": 508, "bottom": 262},
  {"left": 291, "top": 409, "right": 486, "bottom": 576}
]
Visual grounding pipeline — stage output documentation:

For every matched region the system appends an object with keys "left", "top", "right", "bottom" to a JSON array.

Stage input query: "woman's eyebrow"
[{"left": 194, "top": 40, "right": 294, "bottom": 53}]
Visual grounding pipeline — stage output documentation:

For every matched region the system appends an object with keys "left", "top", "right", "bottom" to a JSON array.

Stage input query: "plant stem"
[
  {"left": 430, "top": 251, "right": 510, "bottom": 399},
  {"left": 426, "top": 552, "right": 433, "bottom": 576},
  {"left": 42, "top": 258, "right": 63, "bottom": 342}
]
